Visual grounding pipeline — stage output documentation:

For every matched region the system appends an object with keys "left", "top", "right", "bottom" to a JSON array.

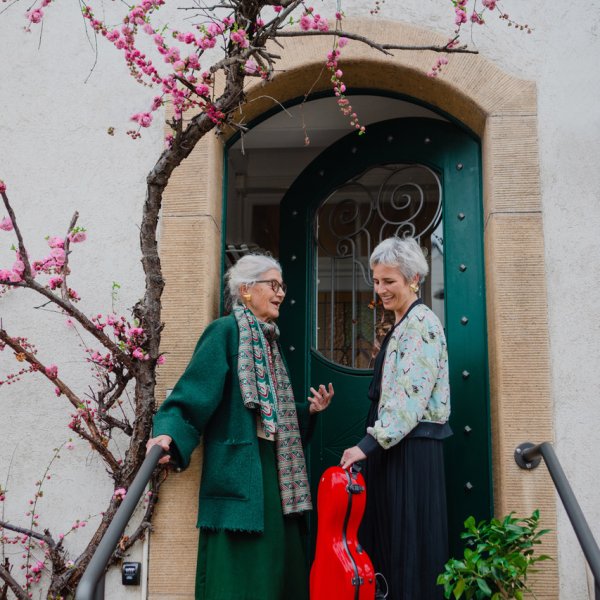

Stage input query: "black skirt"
[{"left": 359, "top": 406, "right": 448, "bottom": 600}]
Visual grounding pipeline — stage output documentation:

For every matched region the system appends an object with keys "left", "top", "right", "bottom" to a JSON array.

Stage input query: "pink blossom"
[
  {"left": 482, "top": 0, "right": 497, "bottom": 8},
  {"left": 0, "top": 181, "right": 6, "bottom": 194},
  {"left": 207, "top": 22, "right": 224, "bottom": 36},
  {"left": 49, "top": 276, "right": 63, "bottom": 289},
  {"left": 455, "top": 8, "right": 467, "bottom": 25},
  {"left": 157, "top": 355, "right": 166, "bottom": 365},
  {"left": 316, "top": 18, "right": 329, "bottom": 32},
  {"left": 48, "top": 236, "right": 64, "bottom": 248},
  {"left": 244, "top": 59, "right": 258, "bottom": 74},
  {"left": 12, "top": 259, "right": 25, "bottom": 274},
  {"left": 54, "top": 387, "right": 61, "bottom": 397},
  {"left": 26, "top": 8, "right": 44, "bottom": 23},
  {"left": 273, "top": 5, "right": 282, "bottom": 13},
  {"left": 31, "top": 561, "right": 44, "bottom": 574},
  {"left": 335, "top": 69, "right": 343, "bottom": 79},
  {"left": 0, "top": 217, "right": 13, "bottom": 231},
  {"left": 131, "top": 112, "right": 153, "bottom": 127},
  {"left": 0, "top": 269, "right": 11, "bottom": 281},
  {"left": 65, "top": 442, "right": 75, "bottom": 450},
  {"left": 114, "top": 487, "right": 127, "bottom": 500},
  {"left": 45, "top": 365, "right": 58, "bottom": 379},
  {"left": 50, "top": 247, "right": 66, "bottom": 265},
  {"left": 299, "top": 15, "right": 311, "bottom": 31},
  {"left": 173, "top": 60, "right": 186, "bottom": 72},
  {"left": 230, "top": 29, "right": 249, "bottom": 48},
  {"left": 470, "top": 12, "right": 484, "bottom": 24},
  {"left": 338, "top": 37, "right": 349, "bottom": 48},
  {"left": 195, "top": 84, "right": 210, "bottom": 96},
  {"left": 68, "top": 231, "right": 87, "bottom": 243},
  {"left": 132, "top": 347, "right": 145, "bottom": 360}
]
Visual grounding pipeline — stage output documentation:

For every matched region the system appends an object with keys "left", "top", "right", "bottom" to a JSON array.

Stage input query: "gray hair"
[
  {"left": 225, "top": 253, "right": 282, "bottom": 306},
  {"left": 370, "top": 237, "right": 429, "bottom": 281}
]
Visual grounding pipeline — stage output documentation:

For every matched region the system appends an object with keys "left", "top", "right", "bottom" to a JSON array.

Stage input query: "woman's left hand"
[
  {"left": 308, "top": 382, "right": 334, "bottom": 414},
  {"left": 340, "top": 446, "right": 366, "bottom": 470}
]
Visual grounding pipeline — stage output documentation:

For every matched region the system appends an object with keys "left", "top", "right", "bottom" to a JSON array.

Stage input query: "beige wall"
[{"left": 149, "top": 19, "right": 557, "bottom": 598}]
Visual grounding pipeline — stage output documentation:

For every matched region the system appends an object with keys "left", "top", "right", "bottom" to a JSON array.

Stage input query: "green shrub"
[{"left": 437, "top": 510, "right": 551, "bottom": 599}]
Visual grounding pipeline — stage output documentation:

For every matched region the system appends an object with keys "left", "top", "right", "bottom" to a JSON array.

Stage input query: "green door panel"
[{"left": 278, "top": 117, "right": 491, "bottom": 556}]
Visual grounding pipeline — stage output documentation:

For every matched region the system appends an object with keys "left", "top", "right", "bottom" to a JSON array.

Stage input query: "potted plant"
[{"left": 437, "top": 509, "right": 551, "bottom": 599}]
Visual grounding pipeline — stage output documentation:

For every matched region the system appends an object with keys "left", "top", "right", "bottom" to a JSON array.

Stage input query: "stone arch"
[{"left": 149, "top": 19, "right": 557, "bottom": 599}]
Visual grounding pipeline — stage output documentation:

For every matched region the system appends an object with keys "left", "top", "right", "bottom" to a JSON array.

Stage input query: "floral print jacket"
[{"left": 367, "top": 303, "right": 450, "bottom": 449}]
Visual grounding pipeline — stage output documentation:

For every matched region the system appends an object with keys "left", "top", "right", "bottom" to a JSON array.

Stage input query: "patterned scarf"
[{"left": 233, "top": 303, "right": 312, "bottom": 515}]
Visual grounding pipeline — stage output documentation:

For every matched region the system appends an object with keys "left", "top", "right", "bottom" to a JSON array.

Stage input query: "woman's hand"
[
  {"left": 340, "top": 446, "right": 366, "bottom": 470},
  {"left": 146, "top": 434, "right": 173, "bottom": 465},
  {"left": 308, "top": 383, "right": 334, "bottom": 415}
]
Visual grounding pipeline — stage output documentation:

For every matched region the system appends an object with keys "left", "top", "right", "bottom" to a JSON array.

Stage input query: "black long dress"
[{"left": 358, "top": 300, "right": 450, "bottom": 600}]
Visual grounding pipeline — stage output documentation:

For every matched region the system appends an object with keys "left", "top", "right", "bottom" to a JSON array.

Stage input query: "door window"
[{"left": 314, "top": 163, "right": 444, "bottom": 369}]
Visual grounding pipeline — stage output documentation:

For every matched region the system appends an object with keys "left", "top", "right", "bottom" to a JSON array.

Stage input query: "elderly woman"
[
  {"left": 341, "top": 236, "right": 451, "bottom": 600},
  {"left": 147, "top": 254, "right": 333, "bottom": 600}
]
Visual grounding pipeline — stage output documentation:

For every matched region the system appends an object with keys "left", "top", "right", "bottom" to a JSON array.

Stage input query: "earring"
[
  {"left": 242, "top": 293, "right": 252, "bottom": 303},
  {"left": 409, "top": 282, "right": 419, "bottom": 293}
]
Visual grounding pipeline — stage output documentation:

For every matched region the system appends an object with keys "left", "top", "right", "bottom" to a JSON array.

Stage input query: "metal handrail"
[
  {"left": 75, "top": 444, "right": 165, "bottom": 600},
  {"left": 515, "top": 441, "right": 600, "bottom": 599}
]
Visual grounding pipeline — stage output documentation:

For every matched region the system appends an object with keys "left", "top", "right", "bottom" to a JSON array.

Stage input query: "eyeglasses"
[{"left": 255, "top": 279, "right": 287, "bottom": 294}]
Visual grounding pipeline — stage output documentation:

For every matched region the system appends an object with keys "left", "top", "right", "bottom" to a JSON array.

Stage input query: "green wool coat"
[{"left": 153, "top": 314, "right": 312, "bottom": 533}]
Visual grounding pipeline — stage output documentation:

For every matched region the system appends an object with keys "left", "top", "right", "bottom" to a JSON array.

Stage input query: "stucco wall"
[{"left": 1, "top": 1, "right": 599, "bottom": 598}]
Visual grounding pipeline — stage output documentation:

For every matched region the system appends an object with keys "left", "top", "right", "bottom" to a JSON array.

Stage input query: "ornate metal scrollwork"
[{"left": 314, "top": 163, "right": 442, "bottom": 369}]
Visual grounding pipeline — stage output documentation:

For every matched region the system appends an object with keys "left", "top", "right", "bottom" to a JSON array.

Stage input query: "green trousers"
[{"left": 195, "top": 439, "right": 309, "bottom": 600}]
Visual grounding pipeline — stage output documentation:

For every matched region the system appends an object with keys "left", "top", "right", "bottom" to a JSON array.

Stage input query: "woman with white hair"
[
  {"left": 341, "top": 236, "right": 451, "bottom": 600},
  {"left": 147, "top": 253, "right": 333, "bottom": 600}
]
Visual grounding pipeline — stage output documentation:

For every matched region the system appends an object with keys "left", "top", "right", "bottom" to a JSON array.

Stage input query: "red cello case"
[{"left": 310, "top": 466, "right": 376, "bottom": 600}]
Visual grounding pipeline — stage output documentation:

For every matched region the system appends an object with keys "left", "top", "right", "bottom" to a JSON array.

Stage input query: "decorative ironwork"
[{"left": 314, "top": 163, "right": 443, "bottom": 369}]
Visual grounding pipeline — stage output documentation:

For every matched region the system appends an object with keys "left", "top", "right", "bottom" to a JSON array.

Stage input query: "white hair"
[
  {"left": 225, "top": 253, "right": 282, "bottom": 306},
  {"left": 370, "top": 237, "right": 429, "bottom": 281}
]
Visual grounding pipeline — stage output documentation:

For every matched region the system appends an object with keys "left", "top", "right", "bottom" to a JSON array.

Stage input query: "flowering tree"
[{"left": 0, "top": 0, "right": 528, "bottom": 597}]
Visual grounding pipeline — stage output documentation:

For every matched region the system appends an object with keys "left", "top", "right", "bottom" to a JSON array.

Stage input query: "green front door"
[{"left": 278, "top": 117, "right": 492, "bottom": 554}]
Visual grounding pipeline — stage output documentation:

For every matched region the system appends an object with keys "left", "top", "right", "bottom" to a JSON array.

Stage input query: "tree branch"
[
  {"left": 0, "top": 562, "right": 28, "bottom": 600},
  {"left": 59, "top": 211, "right": 79, "bottom": 304},
  {"left": 0, "top": 521, "right": 56, "bottom": 549},
  {"left": 1, "top": 190, "right": 134, "bottom": 368},
  {"left": 0, "top": 329, "right": 121, "bottom": 473},
  {"left": 1, "top": 190, "right": 32, "bottom": 277},
  {"left": 273, "top": 29, "right": 478, "bottom": 55}
]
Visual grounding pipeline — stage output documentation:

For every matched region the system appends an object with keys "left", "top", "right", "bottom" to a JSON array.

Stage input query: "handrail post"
[
  {"left": 94, "top": 575, "right": 105, "bottom": 600},
  {"left": 515, "top": 441, "right": 600, "bottom": 598},
  {"left": 75, "top": 445, "right": 165, "bottom": 600}
]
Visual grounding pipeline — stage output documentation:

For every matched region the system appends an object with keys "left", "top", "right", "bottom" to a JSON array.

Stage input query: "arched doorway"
[
  {"left": 225, "top": 99, "right": 492, "bottom": 555},
  {"left": 150, "top": 22, "right": 556, "bottom": 597}
]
